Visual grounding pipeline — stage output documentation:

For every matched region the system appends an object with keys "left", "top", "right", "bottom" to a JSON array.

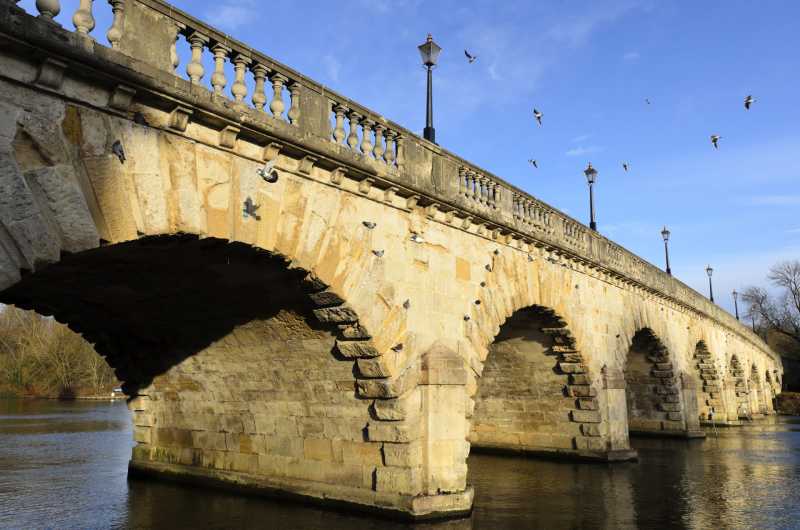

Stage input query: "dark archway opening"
[
  {"left": 625, "top": 329, "right": 683, "bottom": 435},
  {"left": 0, "top": 234, "right": 332, "bottom": 395}
]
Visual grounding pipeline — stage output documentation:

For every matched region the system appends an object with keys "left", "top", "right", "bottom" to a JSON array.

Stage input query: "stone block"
[
  {"left": 303, "top": 438, "right": 334, "bottom": 461},
  {"left": 337, "top": 440, "right": 384, "bottom": 466},
  {"left": 367, "top": 421, "right": 419, "bottom": 443},
  {"left": 568, "top": 374, "right": 590, "bottom": 385},
  {"left": 574, "top": 436, "right": 606, "bottom": 452},
  {"left": 567, "top": 385, "right": 597, "bottom": 398},
  {"left": 314, "top": 306, "right": 359, "bottom": 324},
  {"left": 577, "top": 398, "right": 598, "bottom": 410},
  {"left": 659, "top": 402, "right": 681, "bottom": 412},
  {"left": 382, "top": 441, "right": 422, "bottom": 467},
  {"left": 570, "top": 410, "right": 601, "bottom": 423},
  {"left": 580, "top": 424, "right": 601, "bottom": 437},
  {"left": 375, "top": 466, "right": 422, "bottom": 496},
  {"left": 558, "top": 362, "right": 586, "bottom": 374},
  {"left": 336, "top": 339, "right": 381, "bottom": 359}
]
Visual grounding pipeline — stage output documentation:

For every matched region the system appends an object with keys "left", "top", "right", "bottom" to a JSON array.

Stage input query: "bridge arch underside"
[
  {"left": 624, "top": 329, "right": 701, "bottom": 438},
  {"left": 0, "top": 235, "right": 459, "bottom": 520},
  {"left": 692, "top": 341, "right": 727, "bottom": 424},
  {"left": 469, "top": 306, "right": 635, "bottom": 462}
]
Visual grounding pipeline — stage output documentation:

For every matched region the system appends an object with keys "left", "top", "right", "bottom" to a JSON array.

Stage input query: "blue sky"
[{"left": 19, "top": 0, "right": 800, "bottom": 318}]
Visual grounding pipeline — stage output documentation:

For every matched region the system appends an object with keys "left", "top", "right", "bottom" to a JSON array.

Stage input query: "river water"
[{"left": 1, "top": 400, "right": 799, "bottom": 529}]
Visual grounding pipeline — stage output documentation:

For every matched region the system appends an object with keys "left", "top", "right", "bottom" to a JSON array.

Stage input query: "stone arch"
[
  {"left": 624, "top": 328, "right": 685, "bottom": 435},
  {"left": 750, "top": 364, "right": 768, "bottom": 416},
  {"left": 728, "top": 355, "right": 751, "bottom": 420},
  {"left": 469, "top": 305, "right": 608, "bottom": 459},
  {"left": 692, "top": 340, "right": 724, "bottom": 422}
]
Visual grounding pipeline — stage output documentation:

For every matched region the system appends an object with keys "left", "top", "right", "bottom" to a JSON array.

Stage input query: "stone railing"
[{"left": 2, "top": 0, "right": 776, "bottom": 361}]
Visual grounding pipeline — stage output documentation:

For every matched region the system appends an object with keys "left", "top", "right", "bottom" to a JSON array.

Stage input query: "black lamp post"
[
  {"left": 661, "top": 226, "right": 672, "bottom": 275},
  {"left": 584, "top": 163, "right": 598, "bottom": 231},
  {"left": 418, "top": 34, "right": 441, "bottom": 144},
  {"left": 706, "top": 265, "right": 714, "bottom": 303},
  {"left": 732, "top": 289, "right": 740, "bottom": 321}
]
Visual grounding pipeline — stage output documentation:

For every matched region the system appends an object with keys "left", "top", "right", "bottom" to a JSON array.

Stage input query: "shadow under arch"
[
  {"left": 727, "top": 355, "right": 751, "bottom": 420},
  {"left": 469, "top": 305, "right": 633, "bottom": 461},
  {"left": 691, "top": 340, "right": 725, "bottom": 423},
  {"left": 625, "top": 328, "right": 701, "bottom": 438},
  {"left": 0, "top": 234, "right": 356, "bottom": 395}
]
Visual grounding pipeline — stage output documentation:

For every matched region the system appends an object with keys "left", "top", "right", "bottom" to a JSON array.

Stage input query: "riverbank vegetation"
[{"left": 0, "top": 306, "right": 119, "bottom": 399}]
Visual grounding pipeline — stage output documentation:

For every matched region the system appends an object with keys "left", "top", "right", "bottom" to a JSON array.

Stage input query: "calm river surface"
[{"left": 2, "top": 400, "right": 800, "bottom": 529}]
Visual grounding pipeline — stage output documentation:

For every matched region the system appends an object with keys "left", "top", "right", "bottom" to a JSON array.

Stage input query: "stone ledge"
[
  {"left": 470, "top": 442, "right": 638, "bottom": 463},
  {"left": 128, "top": 459, "right": 473, "bottom": 521}
]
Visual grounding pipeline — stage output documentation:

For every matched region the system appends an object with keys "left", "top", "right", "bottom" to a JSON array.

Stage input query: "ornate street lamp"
[
  {"left": 418, "top": 34, "right": 441, "bottom": 144},
  {"left": 706, "top": 265, "right": 714, "bottom": 303},
  {"left": 661, "top": 226, "right": 672, "bottom": 275},
  {"left": 584, "top": 163, "right": 598, "bottom": 231},
  {"left": 732, "top": 289, "right": 740, "bottom": 321}
]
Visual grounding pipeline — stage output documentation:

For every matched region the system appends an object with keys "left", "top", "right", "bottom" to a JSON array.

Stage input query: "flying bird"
[
  {"left": 464, "top": 49, "right": 477, "bottom": 64},
  {"left": 710, "top": 135, "right": 721, "bottom": 149},
  {"left": 622, "top": 162, "right": 629, "bottom": 172},
  {"left": 242, "top": 197, "right": 261, "bottom": 220},
  {"left": 744, "top": 95, "right": 755, "bottom": 110},
  {"left": 362, "top": 221, "right": 376, "bottom": 229},
  {"left": 111, "top": 140, "right": 125, "bottom": 164},
  {"left": 533, "top": 108, "right": 543, "bottom": 126},
  {"left": 645, "top": 98, "right": 651, "bottom": 105},
  {"left": 528, "top": 159, "right": 538, "bottom": 169},
  {"left": 257, "top": 159, "right": 278, "bottom": 183}
]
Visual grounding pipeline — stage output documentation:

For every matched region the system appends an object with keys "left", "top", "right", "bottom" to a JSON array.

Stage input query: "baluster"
[
  {"left": 372, "top": 124, "right": 385, "bottom": 161},
  {"left": 251, "top": 64, "right": 269, "bottom": 111},
  {"left": 169, "top": 23, "right": 183, "bottom": 73},
  {"left": 360, "top": 119, "right": 374, "bottom": 155},
  {"left": 288, "top": 82, "right": 301, "bottom": 125},
  {"left": 231, "top": 54, "right": 251, "bottom": 103},
  {"left": 494, "top": 184, "right": 501, "bottom": 209},
  {"left": 384, "top": 130, "right": 397, "bottom": 165},
  {"left": 465, "top": 171, "right": 474, "bottom": 199},
  {"left": 459, "top": 167, "right": 467, "bottom": 196},
  {"left": 347, "top": 112, "right": 361, "bottom": 150},
  {"left": 512, "top": 194, "right": 519, "bottom": 218},
  {"left": 470, "top": 172, "right": 479, "bottom": 201},
  {"left": 186, "top": 32, "right": 209, "bottom": 84},
  {"left": 210, "top": 44, "right": 230, "bottom": 96},
  {"left": 481, "top": 177, "right": 490, "bottom": 205},
  {"left": 486, "top": 180, "right": 495, "bottom": 208},
  {"left": 523, "top": 200, "right": 531, "bottom": 222},
  {"left": 36, "top": 0, "right": 60, "bottom": 21},
  {"left": 269, "top": 73, "right": 287, "bottom": 119},
  {"left": 332, "top": 105, "right": 347, "bottom": 143},
  {"left": 395, "top": 135, "right": 404, "bottom": 168},
  {"left": 73, "top": 0, "right": 95, "bottom": 35},
  {"left": 106, "top": 0, "right": 125, "bottom": 49}
]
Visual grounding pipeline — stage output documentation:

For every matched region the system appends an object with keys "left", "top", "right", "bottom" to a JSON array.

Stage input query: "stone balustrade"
[
  {"left": 2, "top": 0, "right": 775, "bottom": 361},
  {"left": 329, "top": 103, "right": 402, "bottom": 166}
]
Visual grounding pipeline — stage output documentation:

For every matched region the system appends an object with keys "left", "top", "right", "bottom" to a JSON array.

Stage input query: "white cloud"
[
  {"left": 208, "top": 1, "right": 256, "bottom": 30},
  {"left": 322, "top": 54, "right": 341, "bottom": 84},
  {"left": 565, "top": 145, "right": 604, "bottom": 157},
  {"left": 571, "top": 134, "right": 591, "bottom": 143},
  {"left": 623, "top": 51, "right": 641, "bottom": 61},
  {"left": 750, "top": 195, "right": 800, "bottom": 206}
]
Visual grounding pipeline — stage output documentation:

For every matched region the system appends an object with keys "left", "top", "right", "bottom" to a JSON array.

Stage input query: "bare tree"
[{"left": 743, "top": 260, "right": 800, "bottom": 347}]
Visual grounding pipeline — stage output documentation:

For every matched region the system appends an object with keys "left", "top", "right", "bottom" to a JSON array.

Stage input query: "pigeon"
[
  {"left": 464, "top": 49, "right": 477, "bottom": 64},
  {"left": 372, "top": 249, "right": 384, "bottom": 258},
  {"left": 744, "top": 95, "right": 755, "bottom": 110},
  {"left": 410, "top": 233, "right": 425, "bottom": 243},
  {"left": 528, "top": 159, "right": 538, "bottom": 168},
  {"left": 474, "top": 300, "right": 481, "bottom": 305},
  {"left": 257, "top": 159, "right": 278, "bottom": 183},
  {"left": 391, "top": 343, "right": 403, "bottom": 352},
  {"left": 363, "top": 221, "right": 377, "bottom": 229},
  {"left": 111, "top": 140, "right": 125, "bottom": 164},
  {"left": 403, "top": 299, "right": 410, "bottom": 309},
  {"left": 493, "top": 249, "right": 500, "bottom": 255},
  {"left": 485, "top": 264, "right": 492, "bottom": 272},
  {"left": 527, "top": 254, "right": 535, "bottom": 262},
  {"left": 622, "top": 162, "right": 629, "bottom": 172},
  {"left": 710, "top": 135, "right": 721, "bottom": 149},
  {"left": 645, "top": 98, "right": 652, "bottom": 105},
  {"left": 242, "top": 197, "right": 261, "bottom": 220},
  {"left": 533, "top": 108, "right": 543, "bottom": 126},
  {"left": 463, "top": 315, "right": 471, "bottom": 321}
]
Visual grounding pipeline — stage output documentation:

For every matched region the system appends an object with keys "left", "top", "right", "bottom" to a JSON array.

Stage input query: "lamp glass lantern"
[
  {"left": 584, "top": 163, "right": 598, "bottom": 185},
  {"left": 706, "top": 265, "right": 713, "bottom": 278},
  {"left": 661, "top": 226, "right": 670, "bottom": 242},
  {"left": 418, "top": 34, "right": 442, "bottom": 67}
]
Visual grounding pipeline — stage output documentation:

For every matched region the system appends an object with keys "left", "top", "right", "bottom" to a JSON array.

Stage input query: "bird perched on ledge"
[
  {"left": 111, "top": 140, "right": 125, "bottom": 164},
  {"left": 257, "top": 159, "right": 278, "bottom": 183}
]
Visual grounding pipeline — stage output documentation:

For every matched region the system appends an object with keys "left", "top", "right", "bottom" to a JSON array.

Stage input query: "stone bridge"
[{"left": 0, "top": 0, "right": 782, "bottom": 520}]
